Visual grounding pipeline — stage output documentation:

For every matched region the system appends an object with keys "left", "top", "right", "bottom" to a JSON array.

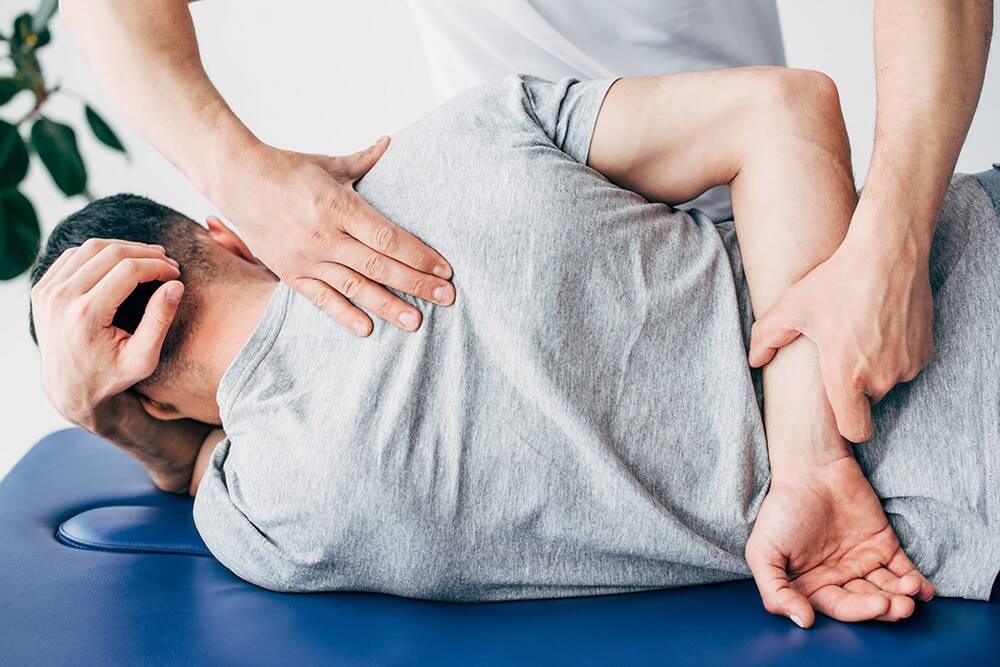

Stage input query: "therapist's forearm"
[
  {"left": 859, "top": 0, "right": 992, "bottom": 248},
  {"left": 60, "top": 0, "right": 257, "bottom": 198}
]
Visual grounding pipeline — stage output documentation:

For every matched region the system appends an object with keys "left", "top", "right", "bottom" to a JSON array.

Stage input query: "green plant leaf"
[
  {"left": 0, "top": 77, "right": 27, "bottom": 105},
  {"left": 31, "top": 117, "right": 87, "bottom": 196},
  {"left": 85, "top": 105, "right": 126, "bottom": 154},
  {"left": 32, "top": 0, "right": 59, "bottom": 34},
  {"left": 11, "top": 12, "right": 50, "bottom": 54},
  {"left": 12, "top": 14, "right": 32, "bottom": 48},
  {"left": 0, "top": 120, "right": 29, "bottom": 189},
  {"left": 0, "top": 188, "right": 41, "bottom": 280}
]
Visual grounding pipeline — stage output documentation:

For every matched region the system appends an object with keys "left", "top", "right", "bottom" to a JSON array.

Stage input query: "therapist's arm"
[
  {"left": 588, "top": 67, "right": 933, "bottom": 626},
  {"left": 749, "top": 0, "right": 993, "bottom": 441},
  {"left": 59, "top": 0, "right": 455, "bottom": 338}
]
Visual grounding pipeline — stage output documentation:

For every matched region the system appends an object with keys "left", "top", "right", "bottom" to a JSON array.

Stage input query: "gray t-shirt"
[{"left": 194, "top": 76, "right": 1000, "bottom": 601}]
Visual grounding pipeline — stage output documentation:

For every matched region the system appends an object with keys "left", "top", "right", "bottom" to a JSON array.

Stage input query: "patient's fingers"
[
  {"left": 33, "top": 246, "right": 78, "bottom": 290},
  {"left": 865, "top": 567, "right": 921, "bottom": 596},
  {"left": 289, "top": 276, "right": 372, "bottom": 337},
  {"left": 844, "top": 579, "right": 916, "bottom": 622},
  {"left": 820, "top": 360, "right": 874, "bottom": 443},
  {"left": 313, "top": 261, "right": 424, "bottom": 334},
  {"left": 47, "top": 239, "right": 163, "bottom": 289},
  {"left": 746, "top": 548, "right": 815, "bottom": 628},
  {"left": 86, "top": 257, "right": 181, "bottom": 315},
  {"left": 748, "top": 301, "right": 803, "bottom": 368},
  {"left": 886, "top": 550, "right": 935, "bottom": 601},
  {"left": 809, "top": 583, "right": 890, "bottom": 622},
  {"left": 125, "top": 281, "right": 184, "bottom": 380},
  {"left": 69, "top": 243, "right": 177, "bottom": 295}
]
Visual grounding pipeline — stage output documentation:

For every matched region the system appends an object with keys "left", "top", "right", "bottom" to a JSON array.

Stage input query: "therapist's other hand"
[
  {"left": 30, "top": 239, "right": 183, "bottom": 430},
  {"left": 213, "top": 138, "right": 455, "bottom": 336},
  {"left": 746, "top": 454, "right": 934, "bottom": 628},
  {"left": 748, "top": 230, "right": 933, "bottom": 442}
]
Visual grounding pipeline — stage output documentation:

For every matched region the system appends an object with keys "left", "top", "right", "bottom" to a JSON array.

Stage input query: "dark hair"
[{"left": 29, "top": 194, "right": 206, "bottom": 382}]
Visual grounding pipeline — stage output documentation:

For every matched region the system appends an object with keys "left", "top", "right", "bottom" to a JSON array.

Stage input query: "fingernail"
[
  {"left": 433, "top": 285, "right": 452, "bottom": 304},
  {"left": 352, "top": 321, "right": 369, "bottom": 336},
  {"left": 432, "top": 264, "right": 451, "bottom": 278},
  {"left": 399, "top": 310, "right": 419, "bottom": 330},
  {"left": 166, "top": 284, "right": 183, "bottom": 304},
  {"left": 790, "top": 615, "right": 805, "bottom": 629}
]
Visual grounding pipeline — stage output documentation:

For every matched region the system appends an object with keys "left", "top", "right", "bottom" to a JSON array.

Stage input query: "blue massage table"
[{"left": 2, "top": 428, "right": 997, "bottom": 666}]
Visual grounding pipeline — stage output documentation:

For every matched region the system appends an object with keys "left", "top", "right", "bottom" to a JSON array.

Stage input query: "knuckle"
[
  {"left": 311, "top": 288, "right": 330, "bottom": 310},
  {"left": 320, "top": 190, "right": 354, "bottom": 220},
  {"left": 341, "top": 276, "right": 363, "bottom": 299},
  {"left": 105, "top": 242, "right": 128, "bottom": 259},
  {"left": 372, "top": 224, "right": 397, "bottom": 252},
  {"left": 81, "top": 238, "right": 106, "bottom": 252},
  {"left": 410, "top": 276, "right": 429, "bottom": 297},
  {"left": 119, "top": 258, "right": 140, "bottom": 277},
  {"left": 373, "top": 297, "right": 394, "bottom": 319},
  {"left": 363, "top": 253, "right": 385, "bottom": 279}
]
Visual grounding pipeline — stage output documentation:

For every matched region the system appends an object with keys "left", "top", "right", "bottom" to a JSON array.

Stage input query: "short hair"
[{"left": 28, "top": 194, "right": 207, "bottom": 384}]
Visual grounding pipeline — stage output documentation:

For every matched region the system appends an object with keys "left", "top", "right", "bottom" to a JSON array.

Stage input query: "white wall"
[{"left": 1, "top": 1, "right": 998, "bottom": 478}]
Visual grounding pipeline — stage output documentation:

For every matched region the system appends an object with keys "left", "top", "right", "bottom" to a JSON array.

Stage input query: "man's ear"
[
  {"left": 136, "top": 393, "right": 186, "bottom": 421},
  {"left": 205, "top": 216, "right": 260, "bottom": 264}
]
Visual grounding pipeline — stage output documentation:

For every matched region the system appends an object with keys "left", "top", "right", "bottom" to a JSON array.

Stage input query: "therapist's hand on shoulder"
[
  {"left": 30, "top": 239, "right": 184, "bottom": 431},
  {"left": 213, "top": 137, "right": 455, "bottom": 336},
  {"left": 748, "top": 224, "right": 933, "bottom": 443}
]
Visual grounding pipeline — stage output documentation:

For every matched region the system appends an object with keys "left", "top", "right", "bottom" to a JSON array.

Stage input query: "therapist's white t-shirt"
[{"left": 405, "top": 0, "right": 786, "bottom": 219}]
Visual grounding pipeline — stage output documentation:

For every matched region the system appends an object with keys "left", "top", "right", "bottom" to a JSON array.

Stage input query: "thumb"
[
  {"left": 125, "top": 280, "right": 184, "bottom": 378},
  {"left": 821, "top": 366, "right": 874, "bottom": 443},
  {"left": 746, "top": 546, "right": 816, "bottom": 629},
  {"left": 339, "top": 135, "right": 391, "bottom": 183},
  {"left": 748, "top": 299, "right": 804, "bottom": 368}
]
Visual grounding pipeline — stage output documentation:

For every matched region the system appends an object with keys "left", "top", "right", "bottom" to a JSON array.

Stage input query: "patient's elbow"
[{"left": 751, "top": 68, "right": 850, "bottom": 162}]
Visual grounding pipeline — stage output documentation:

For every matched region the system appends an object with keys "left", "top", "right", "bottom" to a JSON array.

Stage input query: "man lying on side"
[{"left": 29, "top": 68, "right": 1000, "bottom": 628}]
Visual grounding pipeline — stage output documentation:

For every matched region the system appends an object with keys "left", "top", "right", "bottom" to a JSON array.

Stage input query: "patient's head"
[{"left": 29, "top": 194, "right": 276, "bottom": 424}]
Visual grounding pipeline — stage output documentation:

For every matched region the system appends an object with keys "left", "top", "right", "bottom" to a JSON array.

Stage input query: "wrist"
[
  {"left": 851, "top": 151, "right": 950, "bottom": 254},
  {"left": 843, "top": 192, "right": 935, "bottom": 270},
  {"left": 762, "top": 337, "right": 853, "bottom": 476},
  {"left": 192, "top": 104, "right": 262, "bottom": 204}
]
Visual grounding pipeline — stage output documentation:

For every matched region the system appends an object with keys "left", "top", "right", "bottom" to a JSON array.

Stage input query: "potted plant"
[{"left": 1, "top": 0, "right": 127, "bottom": 280}]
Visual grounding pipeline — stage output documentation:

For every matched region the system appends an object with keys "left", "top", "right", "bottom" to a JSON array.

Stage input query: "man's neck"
[{"left": 197, "top": 274, "right": 279, "bottom": 406}]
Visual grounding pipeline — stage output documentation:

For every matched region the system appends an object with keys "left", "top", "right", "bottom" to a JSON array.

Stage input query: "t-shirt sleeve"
[{"left": 518, "top": 75, "right": 619, "bottom": 166}]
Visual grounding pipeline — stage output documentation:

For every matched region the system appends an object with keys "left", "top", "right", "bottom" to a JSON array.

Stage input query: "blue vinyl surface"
[{"left": 1, "top": 428, "right": 997, "bottom": 666}]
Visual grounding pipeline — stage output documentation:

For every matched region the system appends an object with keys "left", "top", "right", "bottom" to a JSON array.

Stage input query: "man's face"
[{"left": 133, "top": 367, "right": 222, "bottom": 426}]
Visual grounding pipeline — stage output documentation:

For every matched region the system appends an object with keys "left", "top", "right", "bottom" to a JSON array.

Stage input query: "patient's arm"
[
  {"left": 587, "top": 68, "right": 934, "bottom": 625},
  {"left": 30, "top": 239, "right": 211, "bottom": 494},
  {"left": 188, "top": 429, "right": 226, "bottom": 497}
]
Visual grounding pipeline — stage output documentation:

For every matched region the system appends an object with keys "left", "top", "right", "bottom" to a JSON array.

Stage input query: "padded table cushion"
[{"left": 1, "top": 428, "right": 997, "bottom": 666}]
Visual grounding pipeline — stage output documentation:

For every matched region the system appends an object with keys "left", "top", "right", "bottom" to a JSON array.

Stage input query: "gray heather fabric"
[{"left": 193, "top": 75, "right": 1000, "bottom": 601}]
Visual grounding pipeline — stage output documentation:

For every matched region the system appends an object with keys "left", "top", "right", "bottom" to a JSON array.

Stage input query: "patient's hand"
[
  {"left": 746, "top": 455, "right": 934, "bottom": 628},
  {"left": 31, "top": 239, "right": 183, "bottom": 426},
  {"left": 31, "top": 239, "right": 209, "bottom": 491}
]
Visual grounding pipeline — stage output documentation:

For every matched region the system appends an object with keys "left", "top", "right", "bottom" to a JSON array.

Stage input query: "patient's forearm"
[
  {"left": 91, "top": 393, "right": 212, "bottom": 494},
  {"left": 589, "top": 68, "right": 858, "bottom": 467},
  {"left": 725, "top": 75, "right": 858, "bottom": 471}
]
